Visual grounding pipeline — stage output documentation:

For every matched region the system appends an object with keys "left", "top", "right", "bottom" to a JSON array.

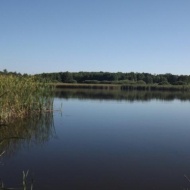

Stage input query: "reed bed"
[
  {"left": 121, "top": 84, "right": 190, "bottom": 91},
  {"left": 54, "top": 83, "right": 190, "bottom": 91},
  {"left": 54, "top": 83, "right": 121, "bottom": 90},
  {"left": 0, "top": 75, "right": 53, "bottom": 125}
]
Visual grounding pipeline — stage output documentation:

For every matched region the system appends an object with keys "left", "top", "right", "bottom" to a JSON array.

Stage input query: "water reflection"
[
  {"left": 55, "top": 88, "right": 190, "bottom": 101},
  {"left": 0, "top": 112, "right": 55, "bottom": 159},
  {"left": 1, "top": 89, "right": 190, "bottom": 190}
]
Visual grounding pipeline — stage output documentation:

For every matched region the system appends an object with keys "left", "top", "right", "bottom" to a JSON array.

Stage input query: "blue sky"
[{"left": 0, "top": 0, "right": 190, "bottom": 74}]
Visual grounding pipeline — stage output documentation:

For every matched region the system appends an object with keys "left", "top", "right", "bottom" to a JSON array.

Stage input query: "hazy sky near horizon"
[{"left": 0, "top": 0, "right": 190, "bottom": 75}]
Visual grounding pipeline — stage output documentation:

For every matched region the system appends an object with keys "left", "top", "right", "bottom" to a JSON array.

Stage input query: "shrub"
[
  {"left": 174, "top": 81, "right": 187, "bottom": 85},
  {"left": 136, "top": 80, "right": 146, "bottom": 85},
  {"left": 158, "top": 81, "right": 170, "bottom": 85}
]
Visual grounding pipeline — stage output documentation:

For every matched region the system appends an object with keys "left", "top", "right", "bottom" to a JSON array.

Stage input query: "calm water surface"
[{"left": 1, "top": 89, "right": 190, "bottom": 190}]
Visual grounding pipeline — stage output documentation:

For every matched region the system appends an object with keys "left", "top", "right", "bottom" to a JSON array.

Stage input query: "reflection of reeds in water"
[
  {"left": 0, "top": 111, "right": 55, "bottom": 159},
  {"left": 55, "top": 88, "right": 190, "bottom": 102},
  {"left": 0, "top": 76, "right": 54, "bottom": 189},
  {"left": 0, "top": 112, "right": 55, "bottom": 190},
  {"left": 0, "top": 75, "right": 54, "bottom": 125},
  {"left": 0, "top": 170, "right": 33, "bottom": 190}
]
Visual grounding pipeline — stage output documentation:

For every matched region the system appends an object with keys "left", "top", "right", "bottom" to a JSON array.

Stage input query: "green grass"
[{"left": 0, "top": 75, "right": 54, "bottom": 125}]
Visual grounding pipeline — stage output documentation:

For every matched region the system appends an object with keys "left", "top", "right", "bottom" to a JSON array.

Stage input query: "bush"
[
  {"left": 83, "top": 80, "right": 100, "bottom": 84},
  {"left": 136, "top": 80, "right": 146, "bottom": 85},
  {"left": 69, "top": 79, "right": 77, "bottom": 83},
  {"left": 158, "top": 81, "right": 170, "bottom": 85},
  {"left": 174, "top": 81, "right": 186, "bottom": 85}
]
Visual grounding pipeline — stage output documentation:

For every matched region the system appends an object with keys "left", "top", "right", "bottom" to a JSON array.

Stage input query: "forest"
[{"left": 35, "top": 71, "right": 190, "bottom": 85}]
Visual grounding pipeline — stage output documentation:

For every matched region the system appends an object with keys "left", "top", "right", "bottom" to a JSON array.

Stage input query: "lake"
[{"left": 1, "top": 89, "right": 190, "bottom": 190}]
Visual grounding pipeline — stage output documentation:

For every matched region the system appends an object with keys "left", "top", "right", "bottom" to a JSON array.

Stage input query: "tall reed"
[{"left": 0, "top": 75, "right": 53, "bottom": 125}]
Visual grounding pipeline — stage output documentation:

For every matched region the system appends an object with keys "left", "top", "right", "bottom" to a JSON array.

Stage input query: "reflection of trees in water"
[
  {"left": 0, "top": 112, "right": 55, "bottom": 159},
  {"left": 55, "top": 89, "right": 190, "bottom": 101}
]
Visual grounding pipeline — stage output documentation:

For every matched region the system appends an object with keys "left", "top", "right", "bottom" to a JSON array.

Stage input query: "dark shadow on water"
[{"left": 55, "top": 88, "right": 190, "bottom": 101}]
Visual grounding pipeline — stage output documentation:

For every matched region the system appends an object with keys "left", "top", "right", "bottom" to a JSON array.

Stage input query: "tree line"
[
  {"left": 0, "top": 69, "right": 29, "bottom": 77},
  {"left": 36, "top": 71, "right": 190, "bottom": 85},
  {"left": 1, "top": 69, "right": 190, "bottom": 85}
]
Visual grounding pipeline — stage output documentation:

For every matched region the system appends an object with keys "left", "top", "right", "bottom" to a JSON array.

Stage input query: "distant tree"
[
  {"left": 61, "top": 72, "right": 73, "bottom": 83},
  {"left": 3, "top": 69, "right": 8, "bottom": 74},
  {"left": 137, "top": 73, "right": 145, "bottom": 81},
  {"left": 144, "top": 75, "right": 153, "bottom": 84},
  {"left": 128, "top": 72, "right": 137, "bottom": 81},
  {"left": 23, "top": 73, "right": 28, "bottom": 77},
  {"left": 164, "top": 73, "right": 177, "bottom": 84},
  {"left": 174, "top": 81, "right": 186, "bottom": 85},
  {"left": 177, "top": 75, "right": 188, "bottom": 84},
  {"left": 159, "top": 76, "right": 169, "bottom": 83}
]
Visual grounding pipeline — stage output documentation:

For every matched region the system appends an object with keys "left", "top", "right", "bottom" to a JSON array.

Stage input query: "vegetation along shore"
[
  {"left": 36, "top": 71, "right": 190, "bottom": 85},
  {"left": 36, "top": 71, "right": 190, "bottom": 91},
  {"left": 0, "top": 74, "right": 53, "bottom": 126},
  {"left": 1, "top": 69, "right": 190, "bottom": 125},
  {"left": 54, "top": 83, "right": 190, "bottom": 91}
]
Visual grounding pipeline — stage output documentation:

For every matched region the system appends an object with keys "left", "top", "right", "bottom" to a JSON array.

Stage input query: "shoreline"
[{"left": 53, "top": 83, "right": 190, "bottom": 91}]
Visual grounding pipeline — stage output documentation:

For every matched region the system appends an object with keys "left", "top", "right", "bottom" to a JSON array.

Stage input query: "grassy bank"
[
  {"left": 54, "top": 83, "right": 190, "bottom": 91},
  {"left": 0, "top": 75, "right": 53, "bottom": 125}
]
